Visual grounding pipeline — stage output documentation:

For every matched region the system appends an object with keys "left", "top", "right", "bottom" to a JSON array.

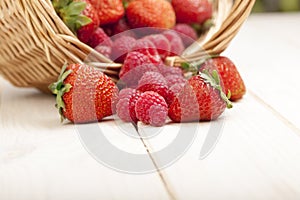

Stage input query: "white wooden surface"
[{"left": 1, "top": 13, "right": 300, "bottom": 200}]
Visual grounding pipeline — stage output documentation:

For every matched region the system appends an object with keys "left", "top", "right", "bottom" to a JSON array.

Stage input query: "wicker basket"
[{"left": 0, "top": 0, "right": 255, "bottom": 92}]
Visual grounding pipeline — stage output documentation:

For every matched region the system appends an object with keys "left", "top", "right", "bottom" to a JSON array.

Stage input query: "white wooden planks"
[{"left": 0, "top": 78, "right": 170, "bottom": 200}]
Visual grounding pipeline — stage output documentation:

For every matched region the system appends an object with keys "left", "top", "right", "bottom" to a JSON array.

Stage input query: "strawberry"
[
  {"left": 135, "top": 91, "right": 168, "bottom": 127},
  {"left": 200, "top": 56, "right": 246, "bottom": 101},
  {"left": 168, "top": 70, "right": 232, "bottom": 122},
  {"left": 49, "top": 63, "right": 119, "bottom": 123},
  {"left": 89, "top": 0, "right": 125, "bottom": 25},
  {"left": 76, "top": 0, "right": 100, "bottom": 44},
  {"left": 171, "top": 0, "right": 213, "bottom": 24},
  {"left": 126, "top": 0, "right": 176, "bottom": 29},
  {"left": 52, "top": 0, "right": 100, "bottom": 44}
]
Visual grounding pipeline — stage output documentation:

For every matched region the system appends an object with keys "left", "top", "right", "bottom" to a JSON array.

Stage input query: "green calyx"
[
  {"left": 200, "top": 69, "right": 233, "bottom": 109},
  {"left": 52, "top": 0, "right": 92, "bottom": 33},
  {"left": 48, "top": 63, "right": 73, "bottom": 122},
  {"left": 181, "top": 55, "right": 218, "bottom": 76}
]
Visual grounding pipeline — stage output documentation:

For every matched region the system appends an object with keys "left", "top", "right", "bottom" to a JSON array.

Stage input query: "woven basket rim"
[{"left": 0, "top": 0, "right": 255, "bottom": 90}]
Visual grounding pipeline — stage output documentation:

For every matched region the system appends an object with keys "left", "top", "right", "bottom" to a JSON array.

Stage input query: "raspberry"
[
  {"left": 94, "top": 45, "right": 112, "bottom": 58},
  {"left": 137, "top": 72, "right": 173, "bottom": 105},
  {"left": 162, "top": 30, "right": 185, "bottom": 56},
  {"left": 116, "top": 88, "right": 142, "bottom": 123},
  {"left": 111, "top": 36, "right": 136, "bottom": 63},
  {"left": 165, "top": 74, "right": 187, "bottom": 87},
  {"left": 132, "top": 39, "right": 162, "bottom": 65},
  {"left": 119, "top": 52, "right": 159, "bottom": 87},
  {"left": 143, "top": 34, "right": 171, "bottom": 61},
  {"left": 137, "top": 71, "right": 167, "bottom": 88},
  {"left": 88, "top": 27, "right": 113, "bottom": 49},
  {"left": 135, "top": 91, "right": 168, "bottom": 127},
  {"left": 157, "top": 64, "right": 183, "bottom": 77},
  {"left": 173, "top": 24, "right": 198, "bottom": 47}
]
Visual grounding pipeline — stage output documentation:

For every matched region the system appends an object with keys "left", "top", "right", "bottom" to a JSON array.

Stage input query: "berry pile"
[
  {"left": 50, "top": 0, "right": 247, "bottom": 127},
  {"left": 52, "top": 0, "right": 213, "bottom": 59}
]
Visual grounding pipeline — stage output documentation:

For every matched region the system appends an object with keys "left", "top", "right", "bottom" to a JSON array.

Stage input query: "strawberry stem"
[
  {"left": 49, "top": 63, "right": 73, "bottom": 122},
  {"left": 201, "top": 69, "right": 233, "bottom": 109},
  {"left": 51, "top": 0, "right": 92, "bottom": 33}
]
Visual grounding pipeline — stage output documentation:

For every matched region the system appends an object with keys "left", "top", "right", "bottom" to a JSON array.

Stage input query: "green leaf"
[
  {"left": 52, "top": 0, "right": 91, "bottom": 33},
  {"left": 200, "top": 70, "right": 233, "bottom": 109}
]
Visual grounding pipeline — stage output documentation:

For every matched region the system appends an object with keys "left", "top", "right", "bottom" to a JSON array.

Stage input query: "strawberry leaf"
[
  {"left": 201, "top": 69, "right": 233, "bottom": 109},
  {"left": 52, "top": 0, "right": 92, "bottom": 33},
  {"left": 49, "top": 63, "right": 73, "bottom": 122}
]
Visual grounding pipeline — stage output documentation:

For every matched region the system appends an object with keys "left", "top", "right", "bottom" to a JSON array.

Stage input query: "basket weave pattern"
[{"left": 0, "top": 0, "right": 255, "bottom": 91}]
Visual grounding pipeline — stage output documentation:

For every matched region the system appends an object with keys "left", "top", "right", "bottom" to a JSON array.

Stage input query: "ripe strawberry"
[
  {"left": 49, "top": 63, "right": 119, "bottom": 123},
  {"left": 168, "top": 70, "right": 232, "bottom": 122},
  {"left": 119, "top": 51, "right": 159, "bottom": 87},
  {"left": 135, "top": 91, "right": 168, "bottom": 127},
  {"left": 88, "top": 27, "right": 113, "bottom": 48},
  {"left": 173, "top": 24, "right": 198, "bottom": 47},
  {"left": 52, "top": 0, "right": 99, "bottom": 44},
  {"left": 143, "top": 34, "right": 171, "bottom": 61},
  {"left": 200, "top": 56, "right": 246, "bottom": 101},
  {"left": 111, "top": 36, "right": 137, "bottom": 63},
  {"left": 162, "top": 30, "right": 185, "bottom": 56},
  {"left": 116, "top": 88, "right": 142, "bottom": 123},
  {"left": 126, "top": 0, "right": 176, "bottom": 29},
  {"left": 77, "top": 0, "right": 100, "bottom": 44},
  {"left": 172, "top": 0, "right": 213, "bottom": 24},
  {"left": 89, "top": 0, "right": 125, "bottom": 25}
]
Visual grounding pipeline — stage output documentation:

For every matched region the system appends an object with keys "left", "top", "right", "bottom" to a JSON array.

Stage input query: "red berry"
[
  {"left": 88, "top": 27, "right": 113, "bottom": 49},
  {"left": 168, "top": 83, "right": 185, "bottom": 104},
  {"left": 135, "top": 91, "right": 168, "bottom": 127},
  {"left": 143, "top": 34, "right": 171, "bottom": 61},
  {"left": 131, "top": 39, "right": 162, "bottom": 65},
  {"left": 49, "top": 63, "right": 119, "bottom": 123},
  {"left": 201, "top": 56, "right": 246, "bottom": 101},
  {"left": 137, "top": 71, "right": 167, "bottom": 88},
  {"left": 116, "top": 88, "right": 142, "bottom": 123},
  {"left": 162, "top": 30, "right": 185, "bottom": 56},
  {"left": 137, "top": 72, "right": 173, "bottom": 105},
  {"left": 165, "top": 74, "right": 187, "bottom": 87},
  {"left": 119, "top": 52, "right": 159, "bottom": 87},
  {"left": 168, "top": 71, "right": 232, "bottom": 122},
  {"left": 172, "top": 0, "right": 213, "bottom": 24},
  {"left": 94, "top": 45, "right": 112, "bottom": 58},
  {"left": 126, "top": 0, "right": 176, "bottom": 29},
  {"left": 77, "top": 0, "right": 100, "bottom": 44},
  {"left": 111, "top": 36, "right": 137, "bottom": 63},
  {"left": 157, "top": 64, "right": 183, "bottom": 77},
  {"left": 89, "top": 0, "right": 125, "bottom": 25},
  {"left": 173, "top": 24, "right": 198, "bottom": 47}
]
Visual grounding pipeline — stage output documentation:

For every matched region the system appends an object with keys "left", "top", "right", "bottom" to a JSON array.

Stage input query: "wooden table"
[{"left": 1, "top": 13, "right": 300, "bottom": 200}]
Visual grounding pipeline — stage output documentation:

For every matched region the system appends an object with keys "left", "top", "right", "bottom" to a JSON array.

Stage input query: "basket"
[{"left": 0, "top": 0, "right": 255, "bottom": 92}]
